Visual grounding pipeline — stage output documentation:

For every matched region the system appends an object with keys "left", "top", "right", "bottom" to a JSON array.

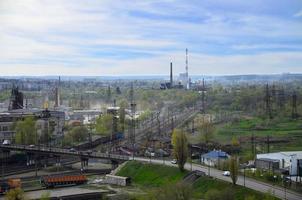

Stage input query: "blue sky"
[{"left": 0, "top": 0, "right": 301, "bottom": 76}]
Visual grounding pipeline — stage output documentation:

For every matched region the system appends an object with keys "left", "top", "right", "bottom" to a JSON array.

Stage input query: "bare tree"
[{"left": 197, "top": 121, "right": 215, "bottom": 144}]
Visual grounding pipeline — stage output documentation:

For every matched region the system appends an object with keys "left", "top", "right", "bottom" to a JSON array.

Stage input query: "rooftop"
[{"left": 201, "top": 150, "right": 229, "bottom": 159}]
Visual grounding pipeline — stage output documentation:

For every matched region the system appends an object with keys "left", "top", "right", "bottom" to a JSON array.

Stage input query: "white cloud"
[
  {"left": 0, "top": 0, "right": 301, "bottom": 76},
  {"left": 1, "top": 51, "right": 301, "bottom": 76},
  {"left": 294, "top": 10, "right": 302, "bottom": 17}
]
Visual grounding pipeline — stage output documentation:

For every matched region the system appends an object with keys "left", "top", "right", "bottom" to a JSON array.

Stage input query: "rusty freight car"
[{"left": 41, "top": 174, "right": 87, "bottom": 188}]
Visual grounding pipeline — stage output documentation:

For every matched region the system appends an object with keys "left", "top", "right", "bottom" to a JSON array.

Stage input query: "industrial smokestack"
[
  {"left": 170, "top": 62, "right": 173, "bottom": 87},
  {"left": 185, "top": 48, "right": 189, "bottom": 89}
]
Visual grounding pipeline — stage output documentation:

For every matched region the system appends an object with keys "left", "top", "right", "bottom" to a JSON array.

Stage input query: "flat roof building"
[{"left": 256, "top": 151, "right": 302, "bottom": 176}]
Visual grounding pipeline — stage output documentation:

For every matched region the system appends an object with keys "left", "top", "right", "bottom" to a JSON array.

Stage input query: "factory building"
[{"left": 256, "top": 151, "right": 302, "bottom": 176}]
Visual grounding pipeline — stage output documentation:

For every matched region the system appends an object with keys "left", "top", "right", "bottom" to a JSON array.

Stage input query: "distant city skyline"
[{"left": 0, "top": 0, "right": 301, "bottom": 76}]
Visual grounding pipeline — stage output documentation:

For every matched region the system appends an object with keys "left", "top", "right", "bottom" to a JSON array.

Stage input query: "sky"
[{"left": 0, "top": 0, "right": 302, "bottom": 76}]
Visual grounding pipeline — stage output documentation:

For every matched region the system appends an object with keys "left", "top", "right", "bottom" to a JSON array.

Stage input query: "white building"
[{"left": 256, "top": 151, "right": 302, "bottom": 176}]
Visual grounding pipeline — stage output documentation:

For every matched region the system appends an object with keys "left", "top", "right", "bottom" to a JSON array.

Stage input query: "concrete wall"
[{"left": 104, "top": 175, "right": 130, "bottom": 186}]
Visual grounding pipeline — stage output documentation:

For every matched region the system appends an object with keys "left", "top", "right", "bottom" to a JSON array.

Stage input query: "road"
[
  {"left": 0, "top": 144, "right": 129, "bottom": 161},
  {"left": 134, "top": 157, "right": 302, "bottom": 200}
]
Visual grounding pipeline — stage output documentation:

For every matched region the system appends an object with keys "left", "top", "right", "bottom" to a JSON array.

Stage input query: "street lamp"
[
  {"left": 243, "top": 166, "right": 246, "bottom": 187},
  {"left": 190, "top": 144, "right": 193, "bottom": 171}
]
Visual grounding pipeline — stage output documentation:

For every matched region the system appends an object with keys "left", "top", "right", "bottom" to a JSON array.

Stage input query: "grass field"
[
  {"left": 117, "top": 161, "right": 278, "bottom": 200},
  {"left": 192, "top": 176, "right": 270, "bottom": 199},
  {"left": 116, "top": 161, "right": 187, "bottom": 187},
  {"left": 214, "top": 117, "right": 302, "bottom": 154}
]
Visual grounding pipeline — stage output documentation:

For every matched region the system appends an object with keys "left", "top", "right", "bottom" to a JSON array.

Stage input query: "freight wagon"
[{"left": 41, "top": 174, "right": 87, "bottom": 188}]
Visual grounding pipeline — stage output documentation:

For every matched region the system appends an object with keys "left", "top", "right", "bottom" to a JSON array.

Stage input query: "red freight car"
[{"left": 41, "top": 174, "right": 87, "bottom": 188}]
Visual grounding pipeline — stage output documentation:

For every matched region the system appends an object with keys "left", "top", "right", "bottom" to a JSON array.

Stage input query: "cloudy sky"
[{"left": 0, "top": 0, "right": 302, "bottom": 76}]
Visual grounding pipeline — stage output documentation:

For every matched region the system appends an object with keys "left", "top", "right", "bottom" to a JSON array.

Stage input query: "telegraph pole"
[
  {"left": 292, "top": 91, "right": 298, "bottom": 119},
  {"left": 130, "top": 83, "right": 136, "bottom": 159},
  {"left": 202, "top": 78, "right": 206, "bottom": 114},
  {"left": 265, "top": 84, "right": 272, "bottom": 119},
  {"left": 267, "top": 135, "right": 270, "bottom": 153}
]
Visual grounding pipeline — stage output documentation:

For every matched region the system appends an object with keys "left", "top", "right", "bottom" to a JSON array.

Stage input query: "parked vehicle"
[
  {"left": 222, "top": 171, "right": 230, "bottom": 176},
  {"left": 171, "top": 159, "right": 177, "bottom": 164},
  {"left": 41, "top": 174, "right": 87, "bottom": 188}
]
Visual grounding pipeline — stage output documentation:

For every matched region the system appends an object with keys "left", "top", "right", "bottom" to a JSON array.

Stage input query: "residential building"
[{"left": 200, "top": 150, "right": 229, "bottom": 167}]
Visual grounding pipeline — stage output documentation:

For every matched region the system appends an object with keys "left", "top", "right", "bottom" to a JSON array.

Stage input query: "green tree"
[
  {"left": 5, "top": 188, "right": 27, "bottom": 200},
  {"left": 95, "top": 114, "right": 113, "bottom": 136},
  {"left": 15, "top": 117, "right": 37, "bottom": 145},
  {"left": 229, "top": 155, "right": 239, "bottom": 185},
  {"left": 172, "top": 129, "right": 188, "bottom": 172},
  {"left": 119, "top": 99, "right": 128, "bottom": 132},
  {"left": 245, "top": 195, "right": 256, "bottom": 200},
  {"left": 231, "top": 136, "right": 240, "bottom": 147},
  {"left": 204, "top": 189, "right": 221, "bottom": 200},
  {"left": 69, "top": 126, "right": 88, "bottom": 143},
  {"left": 107, "top": 85, "right": 111, "bottom": 102},
  {"left": 62, "top": 133, "right": 73, "bottom": 146}
]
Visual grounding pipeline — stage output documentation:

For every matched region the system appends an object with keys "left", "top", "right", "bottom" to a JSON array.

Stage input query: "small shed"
[{"left": 104, "top": 175, "right": 131, "bottom": 186}]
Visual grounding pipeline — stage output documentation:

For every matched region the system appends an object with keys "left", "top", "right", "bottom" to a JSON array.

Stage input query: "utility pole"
[
  {"left": 190, "top": 144, "right": 193, "bottom": 171},
  {"left": 265, "top": 84, "right": 272, "bottom": 119},
  {"left": 201, "top": 78, "right": 206, "bottom": 114},
  {"left": 130, "top": 83, "right": 136, "bottom": 159},
  {"left": 156, "top": 111, "right": 161, "bottom": 137},
  {"left": 292, "top": 91, "right": 298, "bottom": 119},
  {"left": 88, "top": 114, "right": 92, "bottom": 148},
  {"left": 267, "top": 135, "right": 270, "bottom": 153}
]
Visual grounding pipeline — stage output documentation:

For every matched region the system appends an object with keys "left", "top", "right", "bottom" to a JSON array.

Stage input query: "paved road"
[
  {"left": 134, "top": 157, "right": 302, "bottom": 200},
  {"left": 0, "top": 144, "right": 129, "bottom": 161}
]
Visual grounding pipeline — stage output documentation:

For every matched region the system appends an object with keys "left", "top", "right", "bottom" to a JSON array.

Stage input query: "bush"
[
  {"left": 205, "top": 189, "right": 221, "bottom": 200},
  {"left": 245, "top": 195, "right": 256, "bottom": 200},
  {"left": 5, "top": 188, "right": 27, "bottom": 200}
]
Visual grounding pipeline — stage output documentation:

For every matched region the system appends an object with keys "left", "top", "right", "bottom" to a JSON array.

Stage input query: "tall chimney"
[
  {"left": 185, "top": 48, "right": 189, "bottom": 89},
  {"left": 170, "top": 62, "right": 173, "bottom": 87}
]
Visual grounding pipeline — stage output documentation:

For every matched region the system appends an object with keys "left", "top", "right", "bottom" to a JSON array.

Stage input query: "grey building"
[
  {"left": 0, "top": 109, "right": 65, "bottom": 143},
  {"left": 255, "top": 158, "right": 280, "bottom": 172}
]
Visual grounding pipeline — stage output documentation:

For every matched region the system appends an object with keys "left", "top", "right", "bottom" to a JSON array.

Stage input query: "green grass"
[
  {"left": 215, "top": 117, "right": 302, "bottom": 151},
  {"left": 117, "top": 161, "right": 277, "bottom": 199},
  {"left": 193, "top": 176, "right": 271, "bottom": 200},
  {"left": 116, "top": 161, "right": 187, "bottom": 187}
]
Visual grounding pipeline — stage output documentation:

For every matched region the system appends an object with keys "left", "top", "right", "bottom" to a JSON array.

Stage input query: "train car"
[
  {"left": 0, "top": 179, "right": 21, "bottom": 194},
  {"left": 41, "top": 174, "right": 87, "bottom": 188}
]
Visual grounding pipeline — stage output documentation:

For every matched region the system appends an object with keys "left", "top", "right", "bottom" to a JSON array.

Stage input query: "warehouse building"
[{"left": 256, "top": 151, "right": 302, "bottom": 176}]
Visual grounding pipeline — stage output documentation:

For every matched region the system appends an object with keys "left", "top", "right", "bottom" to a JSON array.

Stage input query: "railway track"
[{"left": 1, "top": 158, "right": 79, "bottom": 178}]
